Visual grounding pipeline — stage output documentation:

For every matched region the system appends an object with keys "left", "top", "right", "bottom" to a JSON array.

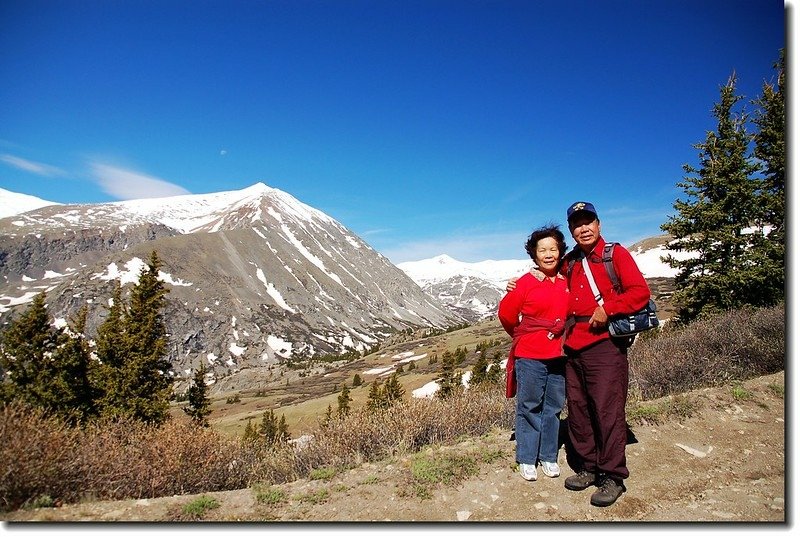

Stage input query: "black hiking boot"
[
  {"left": 564, "top": 470, "right": 596, "bottom": 491},
  {"left": 590, "top": 476, "right": 626, "bottom": 507}
]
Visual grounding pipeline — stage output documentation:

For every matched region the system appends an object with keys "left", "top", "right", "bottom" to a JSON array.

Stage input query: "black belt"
[{"left": 571, "top": 315, "right": 591, "bottom": 323}]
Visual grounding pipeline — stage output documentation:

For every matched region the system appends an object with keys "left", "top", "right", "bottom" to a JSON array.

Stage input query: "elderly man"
[{"left": 561, "top": 201, "right": 651, "bottom": 507}]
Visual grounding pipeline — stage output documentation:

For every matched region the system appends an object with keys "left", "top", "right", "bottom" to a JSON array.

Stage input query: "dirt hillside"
[{"left": 1, "top": 371, "right": 787, "bottom": 526}]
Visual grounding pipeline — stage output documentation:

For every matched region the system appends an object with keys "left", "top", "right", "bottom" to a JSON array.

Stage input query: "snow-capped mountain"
[
  {"left": 0, "top": 183, "right": 462, "bottom": 390},
  {"left": 0, "top": 187, "right": 59, "bottom": 219},
  {"left": 399, "top": 240, "right": 693, "bottom": 321},
  {"left": 398, "top": 255, "right": 532, "bottom": 321}
]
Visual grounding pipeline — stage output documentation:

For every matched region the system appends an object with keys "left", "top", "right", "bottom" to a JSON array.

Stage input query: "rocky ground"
[{"left": 1, "top": 371, "right": 788, "bottom": 528}]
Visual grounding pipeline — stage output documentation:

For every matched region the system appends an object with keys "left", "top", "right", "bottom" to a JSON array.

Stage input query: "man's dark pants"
[{"left": 565, "top": 338, "right": 630, "bottom": 482}]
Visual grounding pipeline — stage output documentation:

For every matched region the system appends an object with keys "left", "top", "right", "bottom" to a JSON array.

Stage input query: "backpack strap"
[
  {"left": 602, "top": 242, "right": 623, "bottom": 293},
  {"left": 565, "top": 245, "right": 582, "bottom": 285}
]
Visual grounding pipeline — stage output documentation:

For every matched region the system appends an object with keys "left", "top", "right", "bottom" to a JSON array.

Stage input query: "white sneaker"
[
  {"left": 519, "top": 463, "right": 538, "bottom": 481},
  {"left": 541, "top": 461, "right": 561, "bottom": 478}
]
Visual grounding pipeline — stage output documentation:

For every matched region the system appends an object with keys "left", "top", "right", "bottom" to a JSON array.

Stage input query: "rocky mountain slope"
[{"left": 0, "top": 184, "right": 462, "bottom": 390}]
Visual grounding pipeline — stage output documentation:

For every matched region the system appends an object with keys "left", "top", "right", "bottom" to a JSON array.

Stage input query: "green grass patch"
[
  {"left": 627, "top": 394, "right": 698, "bottom": 425},
  {"left": 252, "top": 484, "right": 286, "bottom": 505},
  {"left": 731, "top": 383, "right": 753, "bottom": 401},
  {"left": 309, "top": 467, "right": 338, "bottom": 481},
  {"left": 404, "top": 451, "right": 480, "bottom": 499},
  {"left": 182, "top": 495, "right": 219, "bottom": 517},
  {"left": 293, "top": 489, "right": 329, "bottom": 504},
  {"left": 22, "top": 494, "right": 55, "bottom": 510},
  {"left": 767, "top": 383, "right": 785, "bottom": 397}
]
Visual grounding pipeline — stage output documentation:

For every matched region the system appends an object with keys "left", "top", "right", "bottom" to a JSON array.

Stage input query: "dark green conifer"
[
  {"left": 242, "top": 419, "right": 259, "bottom": 444},
  {"left": 183, "top": 363, "right": 211, "bottom": 427},
  {"left": 383, "top": 372, "right": 405, "bottom": 404},
  {"left": 0, "top": 292, "right": 62, "bottom": 408},
  {"left": 366, "top": 380, "right": 385, "bottom": 411},
  {"left": 337, "top": 383, "right": 352, "bottom": 417},
  {"left": 49, "top": 306, "right": 97, "bottom": 424},
  {"left": 661, "top": 73, "right": 761, "bottom": 322},
  {"left": 749, "top": 49, "right": 785, "bottom": 308}
]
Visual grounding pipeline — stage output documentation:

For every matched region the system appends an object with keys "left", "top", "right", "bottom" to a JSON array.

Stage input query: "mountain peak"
[{"left": 432, "top": 254, "right": 458, "bottom": 264}]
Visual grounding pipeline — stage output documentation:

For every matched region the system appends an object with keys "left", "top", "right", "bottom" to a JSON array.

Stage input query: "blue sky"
[{"left": 0, "top": 0, "right": 787, "bottom": 263}]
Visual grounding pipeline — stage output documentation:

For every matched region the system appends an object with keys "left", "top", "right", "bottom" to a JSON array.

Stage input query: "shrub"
[{"left": 628, "top": 303, "right": 784, "bottom": 400}]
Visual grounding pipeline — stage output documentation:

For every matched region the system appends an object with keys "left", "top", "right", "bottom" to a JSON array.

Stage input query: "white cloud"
[
  {"left": 89, "top": 162, "right": 191, "bottom": 200},
  {"left": 0, "top": 154, "right": 66, "bottom": 177}
]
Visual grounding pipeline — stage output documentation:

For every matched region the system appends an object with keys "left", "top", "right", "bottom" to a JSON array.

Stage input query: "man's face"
[{"left": 569, "top": 213, "right": 601, "bottom": 251}]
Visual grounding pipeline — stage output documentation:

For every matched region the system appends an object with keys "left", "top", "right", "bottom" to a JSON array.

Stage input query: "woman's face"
[{"left": 535, "top": 236, "right": 560, "bottom": 275}]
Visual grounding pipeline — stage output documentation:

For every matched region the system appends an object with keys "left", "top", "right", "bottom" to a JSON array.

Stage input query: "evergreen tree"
[
  {"left": 95, "top": 252, "right": 173, "bottom": 424},
  {"left": 485, "top": 352, "right": 504, "bottom": 386},
  {"left": 469, "top": 350, "right": 488, "bottom": 388},
  {"left": 436, "top": 353, "right": 462, "bottom": 399},
  {"left": 242, "top": 419, "right": 259, "bottom": 443},
  {"left": 352, "top": 373, "right": 363, "bottom": 387},
  {"left": 49, "top": 306, "right": 97, "bottom": 424},
  {"left": 276, "top": 414, "right": 290, "bottom": 443},
  {"left": 258, "top": 409, "right": 280, "bottom": 444},
  {"left": 661, "top": 73, "right": 761, "bottom": 322},
  {"left": 183, "top": 363, "right": 211, "bottom": 427},
  {"left": 383, "top": 372, "right": 405, "bottom": 405},
  {"left": 94, "top": 281, "right": 130, "bottom": 417},
  {"left": 749, "top": 49, "right": 786, "bottom": 307},
  {"left": 0, "top": 292, "right": 63, "bottom": 408},
  {"left": 337, "top": 383, "right": 352, "bottom": 417},
  {"left": 366, "top": 380, "right": 386, "bottom": 411},
  {"left": 123, "top": 251, "right": 173, "bottom": 423}
]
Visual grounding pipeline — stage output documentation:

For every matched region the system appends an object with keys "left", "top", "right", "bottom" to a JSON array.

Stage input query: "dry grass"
[
  {"left": 0, "top": 387, "right": 513, "bottom": 512},
  {"left": 628, "top": 303, "right": 784, "bottom": 400},
  {"left": 1, "top": 304, "right": 784, "bottom": 513}
]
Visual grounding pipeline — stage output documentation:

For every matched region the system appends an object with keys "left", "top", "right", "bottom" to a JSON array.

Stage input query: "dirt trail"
[{"left": 1, "top": 372, "right": 787, "bottom": 524}]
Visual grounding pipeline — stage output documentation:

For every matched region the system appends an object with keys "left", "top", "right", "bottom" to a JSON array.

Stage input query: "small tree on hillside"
[
  {"left": 436, "top": 353, "right": 462, "bottom": 399},
  {"left": 242, "top": 419, "right": 259, "bottom": 444},
  {"left": 366, "top": 380, "right": 386, "bottom": 411},
  {"left": 183, "top": 363, "right": 211, "bottom": 427},
  {"left": 258, "top": 409, "right": 289, "bottom": 445},
  {"left": 661, "top": 73, "right": 761, "bottom": 322},
  {"left": 469, "top": 350, "right": 489, "bottom": 388},
  {"left": 337, "top": 384, "right": 352, "bottom": 417},
  {"left": 383, "top": 372, "right": 405, "bottom": 405}
]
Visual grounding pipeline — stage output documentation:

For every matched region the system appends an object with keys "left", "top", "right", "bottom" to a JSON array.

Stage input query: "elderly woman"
[{"left": 498, "top": 224, "right": 569, "bottom": 482}]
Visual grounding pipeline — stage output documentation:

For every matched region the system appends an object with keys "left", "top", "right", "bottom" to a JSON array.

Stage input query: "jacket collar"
[{"left": 530, "top": 267, "right": 566, "bottom": 282}]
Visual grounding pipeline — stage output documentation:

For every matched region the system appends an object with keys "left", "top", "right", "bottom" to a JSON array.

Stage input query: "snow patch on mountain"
[{"left": 0, "top": 187, "right": 60, "bottom": 219}]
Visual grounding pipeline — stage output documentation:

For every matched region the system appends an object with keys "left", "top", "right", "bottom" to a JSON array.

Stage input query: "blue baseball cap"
[{"left": 566, "top": 201, "right": 598, "bottom": 221}]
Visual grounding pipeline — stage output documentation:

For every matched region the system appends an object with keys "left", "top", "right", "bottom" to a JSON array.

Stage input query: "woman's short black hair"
[{"left": 524, "top": 224, "right": 567, "bottom": 264}]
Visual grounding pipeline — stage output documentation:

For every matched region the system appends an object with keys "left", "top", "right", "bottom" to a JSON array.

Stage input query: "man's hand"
[
  {"left": 506, "top": 277, "right": 519, "bottom": 292},
  {"left": 589, "top": 305, "right": 608, "bottom": 329}
]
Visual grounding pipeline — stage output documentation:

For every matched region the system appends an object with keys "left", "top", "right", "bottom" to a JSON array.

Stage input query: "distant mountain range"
[
  {"left": 399, "top": 238, "right": 688, "bottom": 322},
  {"left": 0, "top": 184, "right": 688, "bottom": 390},
  {"left": 0, "top": 184, "right": 462, "bottom": 390}
]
